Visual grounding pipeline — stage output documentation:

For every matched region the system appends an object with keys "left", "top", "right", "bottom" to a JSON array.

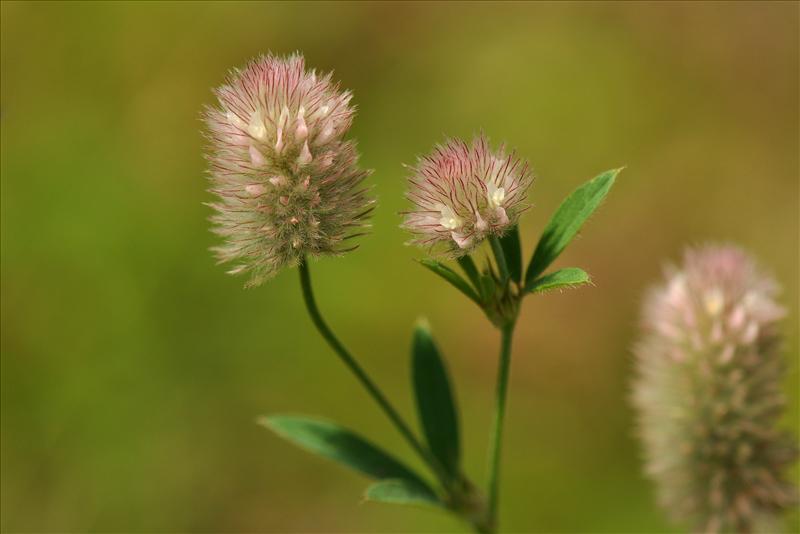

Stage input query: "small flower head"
[
  {"left": 402, "top": 134, "right": 533, "bottom": 256},
  {"left": 204, "top": 53, "right": 373, "bottom": 287},
  {"left": 633, "top": 245, "right": 797, "bottom": 533}
]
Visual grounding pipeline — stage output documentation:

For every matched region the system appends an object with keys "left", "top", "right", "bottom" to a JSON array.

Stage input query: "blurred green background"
[{"left": 1, "top": 1, "right": 798, "bottom": 532}]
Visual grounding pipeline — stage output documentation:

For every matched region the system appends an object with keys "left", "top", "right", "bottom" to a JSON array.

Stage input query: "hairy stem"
[{"left": 486, "top": 321, "right": 516, "bottom": 532}]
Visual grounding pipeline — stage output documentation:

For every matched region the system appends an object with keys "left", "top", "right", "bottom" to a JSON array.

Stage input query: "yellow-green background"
[{"left": 2, "top": 1, "right": 797, "bottom": 532}]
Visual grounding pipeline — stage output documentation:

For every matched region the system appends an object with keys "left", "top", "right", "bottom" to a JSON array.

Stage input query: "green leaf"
[
  {"left": 526, "top": 267, "right": 592, "bottom": 294},
  {"left": 489, "top": 235, "right": 510, "bottom": 284},
  {"left": 479, "top": 272, "right": 496, "bottom": 302},
  {"left": 456, "top": 255, "right": 482, "bottom": 296},
  {"left": 525, "top": 168, "right": 620, "bottom": 284},
  {"left": 364, "top": 478, "right": 442, "bottom": 507},
  {"left": 411, "top": 320, "right": 460, "bottom": 480},
  {"left": 418, "top": 259, "right": 481, "bottom": 305},
  {"left": 259, "top": 415, "right": 431, "bottom": 489},
  {"left": 499, "top": 225, "right": 522, "bottom": 283}
]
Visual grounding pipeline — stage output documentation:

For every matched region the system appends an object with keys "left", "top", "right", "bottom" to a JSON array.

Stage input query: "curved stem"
[
  {"left": 486, "top": 321, "right": 516, "bottom": 532},
  {"left": 297, "top": 257, "right": 450, "bottom": 486}
]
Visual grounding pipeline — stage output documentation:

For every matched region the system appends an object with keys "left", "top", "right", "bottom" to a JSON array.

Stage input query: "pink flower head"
[
  {"left": 633, "top": 245, "right": 796, "bottom": 532},
  {"left": 402, "top": 134, "right": 533, "bottom": 256},
  {"left": 641, "top": 245, "right": 785, "bottom": 346},
  {"left": 204, "top": 53, "right": 373, "bottom": 287}
]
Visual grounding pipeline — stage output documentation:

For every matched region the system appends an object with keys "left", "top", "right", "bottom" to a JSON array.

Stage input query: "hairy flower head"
[
  {"left": 633, "top": 245, "right": 797, "bottom": 533},
  {"left": 204, "top": 53, "right": 373, "bottom": 286},
  {"left": 402, "top": 134, "right": 532, "bottom": 255}
]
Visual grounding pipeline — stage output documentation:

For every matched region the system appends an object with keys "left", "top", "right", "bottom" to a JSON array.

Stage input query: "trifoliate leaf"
[{"left": 525, "top": 168, "right": 620, "bottom": 284}]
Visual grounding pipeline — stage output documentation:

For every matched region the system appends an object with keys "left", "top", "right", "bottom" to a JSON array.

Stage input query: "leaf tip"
[
  {"left": 414, "top": 316, "right": 431, "bottom": 333},
  {"left": 256, "top": 414, "right": 278, "bottom": 430},
  {"left": 362, "top": 479, "right": 442, "bottom": 508}
]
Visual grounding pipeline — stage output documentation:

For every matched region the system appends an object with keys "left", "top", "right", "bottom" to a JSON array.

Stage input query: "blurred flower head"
[
  {"left": 204, "top": 53, "right": 373, "bottom": 287},
  {"left": 633, "top": 244, "right": 797, "bottom": 533},
  {"left": 402, "top": 134, "right": 532, "bottom": 256}
]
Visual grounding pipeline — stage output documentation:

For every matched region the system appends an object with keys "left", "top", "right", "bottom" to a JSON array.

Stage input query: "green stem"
[
  {"left": 486, "top": 321, "right": 516, "bottom": 532},
  {"left": 489, "top": 235, "right": 510, "bottom": 284},
  {"left": 297, "top": 257, "right": 450, "bottom": 487}
]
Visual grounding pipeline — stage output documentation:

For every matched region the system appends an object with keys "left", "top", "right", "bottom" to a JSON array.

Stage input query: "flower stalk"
[
  {"left": 486, "top": 320, "right": 516, "bottom": 532},
  {"left": 298, "top": 258, "right": 441, "bottom": 477},
  {"left": 299, "top": 257, "right": 489, "bottom": 531}
]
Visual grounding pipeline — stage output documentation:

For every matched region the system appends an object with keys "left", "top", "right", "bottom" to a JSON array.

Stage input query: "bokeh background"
[{"left": 1, "top": 1, "right": 798, "bottom": 532}]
